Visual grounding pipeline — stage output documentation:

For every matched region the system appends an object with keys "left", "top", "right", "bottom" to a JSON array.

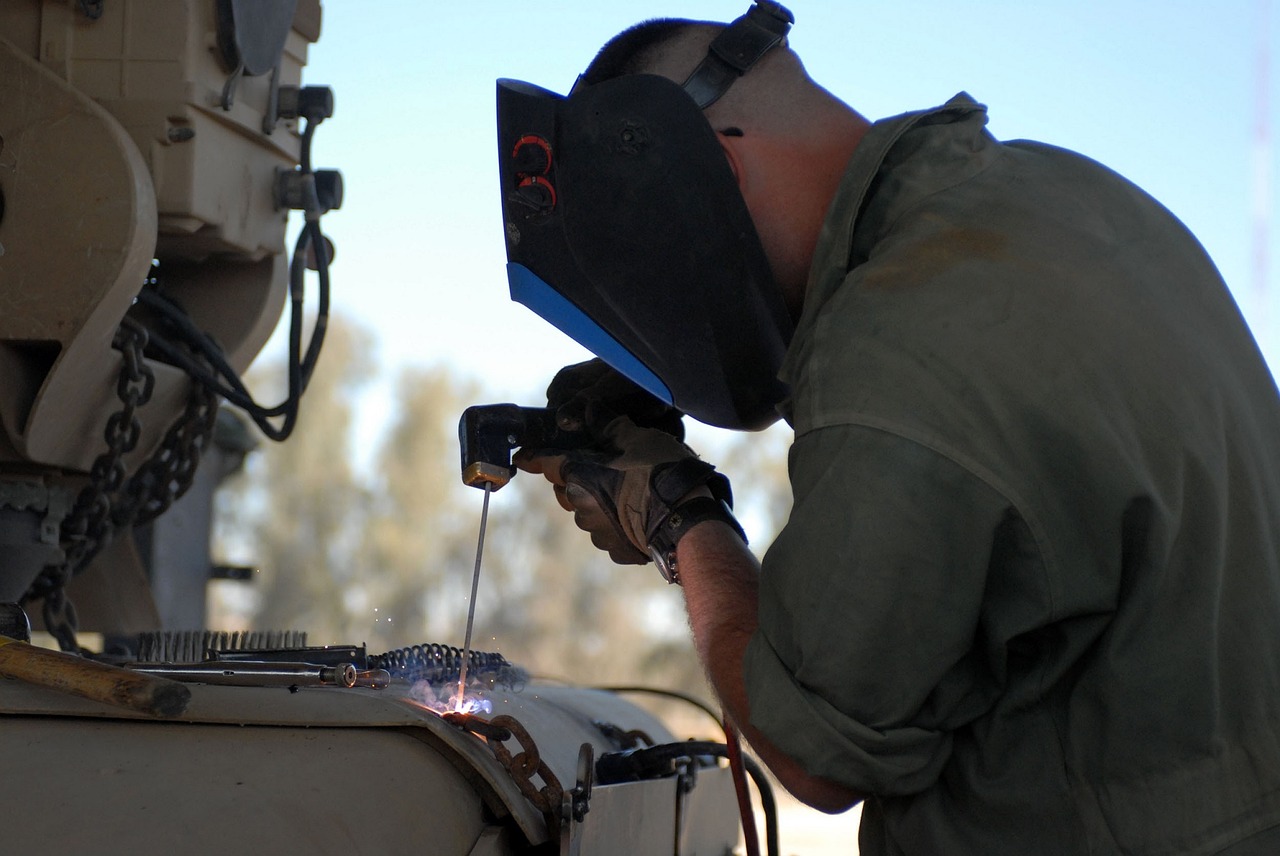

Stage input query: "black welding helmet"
[{"left": 495, "top": 2, "right": 795, "bottom": 430}]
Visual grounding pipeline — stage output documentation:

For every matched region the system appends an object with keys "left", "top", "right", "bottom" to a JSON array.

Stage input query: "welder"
[{"left": 495, "top": 3, "right": 1280, "bottom": 853}]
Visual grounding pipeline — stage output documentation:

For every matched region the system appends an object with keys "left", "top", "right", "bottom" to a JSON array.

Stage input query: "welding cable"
[
  {"left": 726, "top": 720, "right": 763, "bottom": 856},
  {"left": 712, "top": 739, "right": 779, "bottom": 856},
  {"left": 594, "top": 685, "right": 726, "bottom": 735},
  {"left": 739, "top": 751, "right": 779, "bottom": 856}
]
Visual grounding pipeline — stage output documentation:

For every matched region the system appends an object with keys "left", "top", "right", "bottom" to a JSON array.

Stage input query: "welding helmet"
[{"left": 496, "top": 2, "right": 795, "bottom": 430}]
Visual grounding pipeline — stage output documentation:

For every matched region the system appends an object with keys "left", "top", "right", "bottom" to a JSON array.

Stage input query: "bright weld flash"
[
  {"left": 405, "top": 680, "right": 493, "bottom": 716},
  {"left": 450, "top": 693, "right": 492, "bottom": 715}
]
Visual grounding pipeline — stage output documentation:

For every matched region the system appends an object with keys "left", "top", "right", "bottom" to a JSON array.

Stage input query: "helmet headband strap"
[{"left": 680, "top": 1, "right": 794, "bottom": 109}]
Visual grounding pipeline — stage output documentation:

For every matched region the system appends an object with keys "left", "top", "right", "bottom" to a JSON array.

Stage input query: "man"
[{"left": 496, "top": 3, "right": 1280, "bottom": 852}]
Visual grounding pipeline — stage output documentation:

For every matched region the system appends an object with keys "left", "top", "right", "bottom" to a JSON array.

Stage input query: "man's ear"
[{"left": 716, "top": 127, "right": 746, "bottom": 186}]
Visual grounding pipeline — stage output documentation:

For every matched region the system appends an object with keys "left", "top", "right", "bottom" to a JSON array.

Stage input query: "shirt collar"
[{"left": 775, "top": 94, "right": 991, "bottom": 420}]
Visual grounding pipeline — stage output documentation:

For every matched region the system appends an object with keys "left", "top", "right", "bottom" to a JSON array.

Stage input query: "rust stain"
[{"left": 862, "top": 226, "right": 1011, "bottom": 288}]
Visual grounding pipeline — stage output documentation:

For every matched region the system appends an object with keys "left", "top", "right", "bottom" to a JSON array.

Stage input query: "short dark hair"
[{"left": 581, "top": 18, "right": 720, "bottom": 86}]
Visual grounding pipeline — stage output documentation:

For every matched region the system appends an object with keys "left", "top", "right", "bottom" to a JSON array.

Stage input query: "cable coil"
[{"left": 369, "top": 643, "right": 527, "bottom": 690}]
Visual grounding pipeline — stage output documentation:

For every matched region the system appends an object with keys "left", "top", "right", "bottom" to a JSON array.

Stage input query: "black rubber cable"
[
  {"left": 131, "top": 114, "right": 332, "bottom": 442},
  {"left": 596, "top": 687, "right": 780, "bottom": 856}
]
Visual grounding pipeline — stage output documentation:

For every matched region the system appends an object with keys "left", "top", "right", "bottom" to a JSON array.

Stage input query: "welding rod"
[
  {"left": 129, "top": 660, "right": 358, "bottom": 688},
  {"left": 0, "top": 636, "right": 190, "bottom": 717},
  {"left": 456, "top": 481, "right": 492, "bottom": 704}
]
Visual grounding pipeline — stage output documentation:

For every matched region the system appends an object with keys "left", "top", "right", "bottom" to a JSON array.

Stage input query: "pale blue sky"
[{"left": 278, "top": 0, "right": 1278, "bottom": 429}]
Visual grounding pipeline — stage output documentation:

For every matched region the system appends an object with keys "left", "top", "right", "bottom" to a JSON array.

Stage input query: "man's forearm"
[{"left": 677, "top": 521, "right": 864, "bottom": 813}]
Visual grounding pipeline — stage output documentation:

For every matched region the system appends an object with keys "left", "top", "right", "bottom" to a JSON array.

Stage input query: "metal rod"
[
  {"left": 457, "top": 481, "right": 492, "bottom": 705},
  {"left": 129, "top": 661, "right": 357, "bottom": 688}
]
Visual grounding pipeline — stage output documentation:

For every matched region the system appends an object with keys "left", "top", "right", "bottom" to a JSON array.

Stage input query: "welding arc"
[{"left": 457, "top": 481, "right": 492, "bottom": 704}]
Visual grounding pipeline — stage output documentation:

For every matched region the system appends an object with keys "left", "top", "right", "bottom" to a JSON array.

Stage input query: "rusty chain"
[
  {"left": 447, "top": 712, "right": 566, "bottom": 828},
  {"left": 23, "top": 317, "right": 219, "bottom": 651},
  {"left": 488, "top": 714, "right": 566, "bottom": 819}
]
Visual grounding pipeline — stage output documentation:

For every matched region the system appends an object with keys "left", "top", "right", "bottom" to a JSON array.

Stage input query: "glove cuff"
[
  {"left": 648, "top": 496, "right": 748, "bottom": 585},
  {"left": 650, "top": 458, "right": 732, "bottom": 509}
]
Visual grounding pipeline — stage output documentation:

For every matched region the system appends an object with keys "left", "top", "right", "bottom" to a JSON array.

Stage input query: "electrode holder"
[{"left": 458, "top": 404, "right": 586, "bottom": 491}]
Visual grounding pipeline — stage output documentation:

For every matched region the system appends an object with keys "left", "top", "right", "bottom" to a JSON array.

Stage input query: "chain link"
[
  {"left": 446, "top": 712, "right": 566, "bottom": 829},
  {"left": 22, "top": 317, "right": 219, "bottom": 650},
  {"left": 119, "top": 353, "right": 218, "bottom": 528},
  {"left": 26, "top": 321, "right": 154, "bottom": 616}
]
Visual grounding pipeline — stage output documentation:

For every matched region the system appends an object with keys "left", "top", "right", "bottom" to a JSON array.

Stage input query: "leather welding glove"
[
  {"left": 516, "top": 415, "right": 732, "bottom": 565},
  {"left": 546, "top": 359, "right": 686, "bottom": 441}
]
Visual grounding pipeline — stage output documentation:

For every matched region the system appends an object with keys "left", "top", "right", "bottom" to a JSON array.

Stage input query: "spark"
[
  {"left": 449, "top": 693, "right": 493, "bottom": 715},
  {"left": 404, "top": 679, "right": 492, "bottom": 716}
]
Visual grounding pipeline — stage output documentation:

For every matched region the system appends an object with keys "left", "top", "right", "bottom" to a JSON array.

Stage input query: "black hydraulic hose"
[
  {"left": 131, "top": 114, "right": 332, "bottom": 443},
  {"left": 595, "top": 686, "right": 780, "bottom": 856},
  {"left": 604, "top": 740, "right": 778, "bottom": 856}
]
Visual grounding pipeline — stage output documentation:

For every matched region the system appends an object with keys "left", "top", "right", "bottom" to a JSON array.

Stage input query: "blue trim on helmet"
[{"left": 506, "top": 262, "right": 673, "bottom": 405}]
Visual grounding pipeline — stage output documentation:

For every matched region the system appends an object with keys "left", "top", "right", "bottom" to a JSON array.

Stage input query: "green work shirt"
[{"left": 743, "top": 94, "right": 1280, "bottom": 854}]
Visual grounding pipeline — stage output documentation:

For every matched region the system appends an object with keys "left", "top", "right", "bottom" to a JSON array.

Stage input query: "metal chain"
[
  {"left": 447, "top": 712, "right": 565, "bottom": 827},
  {"left": 41, "top": 586, "right": 81, "bottom": 654},
  {"left": 28, "top": 320, "right": 154, "bottom": 604},
  {"left": 118, "top": 351, "right": 218, "bottom": 528},
  {"left": 23, "top": 317, "right": 219, "bottom": 650}
]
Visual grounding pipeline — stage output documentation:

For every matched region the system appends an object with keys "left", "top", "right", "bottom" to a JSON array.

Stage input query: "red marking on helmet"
[
  {"left": 517, "top": 175, "right": 556, "bottom": 210},
  {"left": 512, "top": 134, "right": 553, "bottom": 175}
]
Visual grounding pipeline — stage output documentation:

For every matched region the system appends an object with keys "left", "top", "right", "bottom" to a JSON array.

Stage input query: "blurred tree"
[
  {"left": 216, "top": 318, "right": 375, "bottom": 640},
  {"left": 350, "top": 365, "right": 480, "bottom": 651}
]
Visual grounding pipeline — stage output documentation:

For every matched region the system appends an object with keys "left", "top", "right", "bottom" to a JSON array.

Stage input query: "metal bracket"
[
  {"left": 570, "top": 742, "right": 593, "bottom": 821},
  {"left": 559, "top": 742, "right": 593, "bottom": 856},
  {"left": 0, "top": 481, "right": 72, "bottom": 545},
  {"left": 261, "top": 64, "right": 282, "bottom": 134}
]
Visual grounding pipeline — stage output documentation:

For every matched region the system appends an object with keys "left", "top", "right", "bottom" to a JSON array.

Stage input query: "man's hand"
[
  {"left": 547, "top": 359, "right": 686, "bottom": 440},
  {"left": 515, "top": 415, "right": 728, "bottom": 565}
]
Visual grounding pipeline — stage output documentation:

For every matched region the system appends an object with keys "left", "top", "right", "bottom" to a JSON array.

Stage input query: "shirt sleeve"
[{"left": 743, "top": 423, "right": 1036, "bottom": 795}]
